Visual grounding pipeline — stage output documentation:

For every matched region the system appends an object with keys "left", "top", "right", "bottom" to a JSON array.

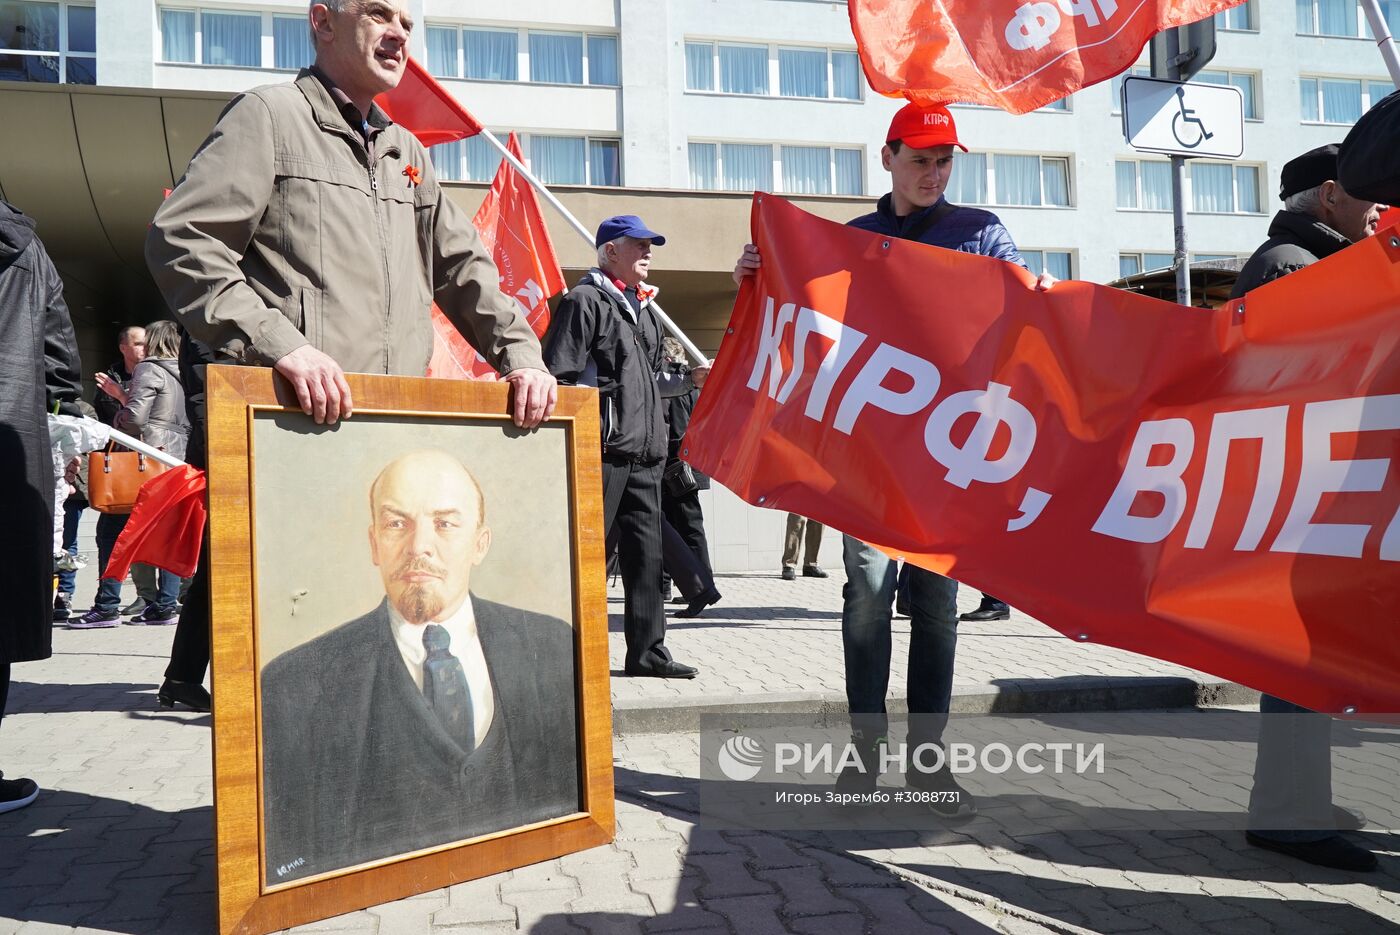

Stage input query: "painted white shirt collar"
[{"left": 387, "top": 595, "right": 495, "bottom": 743}]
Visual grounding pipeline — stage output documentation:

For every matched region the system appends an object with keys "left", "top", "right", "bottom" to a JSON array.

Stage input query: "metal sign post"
[{"left": 1167, "top": 30, "right": 1191, "bottom": 307}]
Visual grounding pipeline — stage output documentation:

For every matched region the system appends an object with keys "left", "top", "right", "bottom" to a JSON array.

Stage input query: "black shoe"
[
  {"left": 802, "top": 564, "right": 828, "bottom": 578},
  {"left": 780, "top": 566, "right": 796, "bottom": 581},
  {"left": 624, "top": 660, "right": 699, "bottom": 679},
  {"left": 675, "top": 588, "right": 721, "bottom": 618},
  {"left": 833, "top": 731, "right": 884, "bottom": 794},
  {"left": 907, "top": 765, "right": 978, "bottom": 819},
  {"left": 120, "top": 597, "right": 148, "bottom": 617},
  {"left": 53, "top": 592, "right": 72, "bottom": 622},
  {"left": 670, "top": 595, "right": 690, "bottom": 605},
  {"left": 158, "top": 679, "right": 212, "bottom": 713},
  {"left": 1245, "top": 832, "right": 1377, "bottom": 871},
  {"left": 0, "top": 772, "right": 39, "bottom": 814},
  {"left": 959, "top": 599, "right": 1010, "bottom": 622}
]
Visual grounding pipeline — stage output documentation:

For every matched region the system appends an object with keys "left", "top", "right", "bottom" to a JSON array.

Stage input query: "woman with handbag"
[{"left": 71, "top": 320, "right": 189, "bottom": 629}]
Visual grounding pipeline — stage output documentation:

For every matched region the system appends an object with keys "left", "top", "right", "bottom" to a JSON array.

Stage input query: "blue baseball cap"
[{"left": 594, "top": 214, "right": 667, "bottom": 248}]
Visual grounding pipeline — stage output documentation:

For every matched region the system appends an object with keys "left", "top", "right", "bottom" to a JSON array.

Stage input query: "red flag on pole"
[
  {"left": 849, "top": 0, "right": 1247, "bottom": 114},
  {"left": 377, "top": 56, "right": 483, "bottom": 144},
  {"left": 428, "top": 133, "right": 566, "bottom": 380},
  {"left": 103, "top": 465, "right": 207, "bottom": 580}
]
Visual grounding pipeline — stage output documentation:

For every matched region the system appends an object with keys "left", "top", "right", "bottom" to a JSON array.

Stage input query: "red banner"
[
  {"left": 427, "top": 133, "right": 566, "bottom": 380},
  {"left": 850, "top": 0, "right": 1245, "bottom": 113},
  {"left": 685, "top": 195, "right": 1400, "bottom": 713}
]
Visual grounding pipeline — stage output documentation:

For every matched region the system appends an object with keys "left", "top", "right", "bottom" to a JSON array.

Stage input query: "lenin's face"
[{"left": 368, "top": 451, "right": 490, "bottom": 624}]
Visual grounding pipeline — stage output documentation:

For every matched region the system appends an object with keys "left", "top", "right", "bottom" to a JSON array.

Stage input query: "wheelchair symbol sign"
[{"left": 1122, "top": 77, "right": 1244, "bottom": 159}]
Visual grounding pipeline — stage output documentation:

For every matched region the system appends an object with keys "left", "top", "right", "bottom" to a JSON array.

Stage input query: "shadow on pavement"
[{"left": 0, "top": 788, "right": 215, "bottom": 934}]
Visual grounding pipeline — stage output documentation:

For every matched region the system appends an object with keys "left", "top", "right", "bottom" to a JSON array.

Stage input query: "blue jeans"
[
  {"left": 92, "top": 513, "right": 178, "bottom": 616},
  {"left": 841, "top": 535, "right": 958, "bottom": 746},
  {"left": 55, "top": 500, "right": 83, "bottom": 594},
  {"left": 1248, "top": 694, "right": 1336, "bottom": 843}
]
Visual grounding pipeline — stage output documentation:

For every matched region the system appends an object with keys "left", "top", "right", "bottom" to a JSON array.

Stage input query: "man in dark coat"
[
  {"left": 259, "top": 450, "right": 578, "bottom": 882},
  {"left": 0, "top": 199, "right": 83, "bottom": 813},
  {"left": 1229, "top": 143, "right": 1382, "bottom": 873}
]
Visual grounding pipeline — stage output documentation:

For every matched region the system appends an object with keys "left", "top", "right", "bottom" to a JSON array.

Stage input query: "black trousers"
[
  {"left": 602, "top": 457, "right": 671, "bottom": 670},
  {"left": 661, "top": 518, "right": 715, "bottom": 603},
  {"left": 663, "top": 489, "right": 712, "bottom": 575},
  {"left": 165, "top": 529, "right": 210, "bottom": 683},
  {"left": 0, "top": 662, "right": 9, "bottom": 722}
]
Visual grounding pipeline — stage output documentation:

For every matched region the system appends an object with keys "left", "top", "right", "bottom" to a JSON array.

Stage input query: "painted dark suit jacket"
[{"left": 259, "top": 595, "right": 579, "bottom": 883}]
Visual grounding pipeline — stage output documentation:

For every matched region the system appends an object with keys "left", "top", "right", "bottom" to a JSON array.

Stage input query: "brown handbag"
[{"left": 87, "top": 442, "right": 169, "bottom": 515}]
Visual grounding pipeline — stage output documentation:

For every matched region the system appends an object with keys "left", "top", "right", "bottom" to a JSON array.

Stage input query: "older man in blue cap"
[{"left": 544, "top": 216, "right": 709, "bottom": 678}]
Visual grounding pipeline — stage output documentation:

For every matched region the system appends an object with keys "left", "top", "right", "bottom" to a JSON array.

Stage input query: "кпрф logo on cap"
[{"left": 924, "top": 113, "right": 950, "bottom": 127}]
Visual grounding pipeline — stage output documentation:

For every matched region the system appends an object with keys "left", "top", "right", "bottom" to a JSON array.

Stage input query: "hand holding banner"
[{"left": 685, "top": 194, "right": 1400, "bottom": 713}]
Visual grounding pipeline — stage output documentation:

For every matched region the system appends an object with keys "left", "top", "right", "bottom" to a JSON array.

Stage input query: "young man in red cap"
[{"left": 734, "top": 102, "right": 1053, "bottom": 817}]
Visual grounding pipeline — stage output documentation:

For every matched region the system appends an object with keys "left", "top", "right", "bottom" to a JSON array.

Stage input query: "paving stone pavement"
[{"left": 1, "top": 569, "right": 1394, "bottom": 933}]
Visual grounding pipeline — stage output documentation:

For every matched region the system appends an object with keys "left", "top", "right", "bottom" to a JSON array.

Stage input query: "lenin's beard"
[{"left": 393, "top": 558, "right": 449, "bottom": 624}]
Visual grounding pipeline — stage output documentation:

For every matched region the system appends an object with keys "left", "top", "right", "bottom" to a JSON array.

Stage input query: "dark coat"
[
  {"left": 1229, "top": 210, "right": 1353, "bottom": 298},
  {"left": 662, "top": 362, "right": 709, "bottom": 491},
  {"left": 543, "top": 270, "right": 691, "bottom": 463},
  {"left": 92, "top": 360, "right": 130, "bottom": 427},
  {"left": 0, "top": 201, "right": 82, "bottom": 665},
  {"left": 259, "top": 595, "right": 579, "bottom": 883}
]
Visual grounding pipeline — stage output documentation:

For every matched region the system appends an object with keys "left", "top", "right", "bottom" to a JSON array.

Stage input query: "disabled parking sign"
[{"left": 1121, "top": 76, "right": 1244, "bottom": 159}]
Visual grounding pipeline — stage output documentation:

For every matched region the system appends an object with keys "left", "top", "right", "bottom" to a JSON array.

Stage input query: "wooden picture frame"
[{"left": 206, "top": 366, "right": 614, "bottom": 935}]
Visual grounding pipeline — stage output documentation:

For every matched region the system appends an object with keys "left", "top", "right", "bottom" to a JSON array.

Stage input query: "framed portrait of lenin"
[{"left": 205, "top": 366, "right": 614, "bottom": 935}]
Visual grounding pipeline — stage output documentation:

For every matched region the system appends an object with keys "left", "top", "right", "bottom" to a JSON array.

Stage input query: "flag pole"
[
  {"left": 475, "top": 128, "right": 711, "bottom": 366},
  {"left": 1361, "top": 0, "right": 1400, "bottom": 86},
  {"left": 108, "top": 427, "right": 187, "bottom": 469}
]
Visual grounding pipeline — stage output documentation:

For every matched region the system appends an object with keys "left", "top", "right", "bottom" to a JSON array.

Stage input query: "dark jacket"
[
  {"left": 1229, "top": 210, "right": 1353, "bottom": 298},
  {"left": 543, "top": 269, "right": 692, "bottom": 463},
  {"left": 0, "top": 200, "right": 82, "bottom": 665},
  {"left": 848, "top": 194, "right": 1025, "bottom": 265},
  {"left": 662, "top": 362, "right": 709, "bottom": 490},
  {"left": 259, "top": 595, "right": 579, "bottom": 883},
  {"left": 92, "top": 360, "right": 131, "bottom": 427},
  {"left": 177, "top": 327, "right": 216, "bottom": 470}
]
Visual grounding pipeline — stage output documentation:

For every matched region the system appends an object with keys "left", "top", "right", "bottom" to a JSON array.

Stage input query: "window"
[
  {"left": 431, "top": 133, "right": 620, "bottom": 185},
  {"left": 465, "top": 29, "right": 518, "bottom": 81},
  {"left": 1191, "top": 162, "right": 1260, "bottom": 213},
  {"left": 587, "top": 35, "right": 618, "bottom": 86},
  {"left": 1300, "top": 75, "right": 1393, "bottom": 123},
  {"left": 421, "top": 25, "right": 613, "bottom": 85},
  {"left": 1193, "top": 253, "right": 1240, "bottom": 263},
  {"left": 201, "top": 10, "right": 259, "bottom": 66},
  {"left": 161, "top": 8, "right": 195, "bottom": 63},
  {"left": 949, "top": 153, "right": 1071, "bottom": 206},
  {"left": 273, "top": 15, "right": 312, "bottom": 70},
  {"left": 529, "top": 31, "right": 582, "bottom": 84},
  {"left": 1296, "top": 0, "right": 1363, "bottom": 37},
  {"left": 1021, "top": 250, "right": 1073, "bottom": 279},
  {"left": 686, "top": 41, "right": 861, "bottom": 100},
  {"left": 1195, "top": 69, "right": 1259, "bottom": 119},
  {"left": 1118, "top": 252, "right": 1176, "bottom": 277},
  {"left": 687, "top": 142, "right": 863, "bottom": 195},
  {"left": 1116, "top": 159, "right": 1172, "bottom": 210},
  {"left": 426, "top": 25, "right": 457, "bottom": 77},
  {"left": 1216, "top": 0, "right": 1255, "bottom": 30},
  {"left": 0, "top": 1, "right": 95, "bottom": 84}
]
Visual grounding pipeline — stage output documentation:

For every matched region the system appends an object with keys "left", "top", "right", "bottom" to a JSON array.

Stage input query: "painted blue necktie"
[{"left": 422, "top": 624, "right": 475, "bottom": 753}]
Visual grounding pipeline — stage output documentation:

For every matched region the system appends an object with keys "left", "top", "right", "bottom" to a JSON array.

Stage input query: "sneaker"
[
  {"left": 70, "top": 609, "right": 120, "bottom": 629},
  {"left": 52, "top": 592, "right": 73, "bottom": 622},
  {"left": 120, "top": 597, "right": 148, "bottom": 617},
  {"left": 833, "top": 731, "right": 885, "bottom": 795},
  {"left": 128, "top": 606, "right": 177, "bottom": 626},
  {"left": 0, "top": 773, "right": 39, "bottom": 814},
  {"left": 906, "top": 765, "right": 978, "bottom": 820}
]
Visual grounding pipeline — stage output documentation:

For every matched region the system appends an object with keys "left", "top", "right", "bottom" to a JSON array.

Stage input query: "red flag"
[
  {"left": 684, "top": 194, "right": 1400, "bottom": 714},
  {"left": 1379, "top": 206, "right": 1400, "bottom": 232},
  {"left": 427, "top": 133, "right": 566, "bottom": 380},
  {"left": 103, "top": 465, "right": 208, "bottom": 580},
  {"left": 850, "top": 0, "right": 1247, "bottom": 114},
  {"left": 377, "top": 56, "right": 483, "bottom": 145}
]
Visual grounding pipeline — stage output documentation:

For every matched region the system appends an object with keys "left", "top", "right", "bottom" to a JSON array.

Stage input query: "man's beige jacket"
[{"left": 146, "top": 70, "right": 543, "bottom": 377}]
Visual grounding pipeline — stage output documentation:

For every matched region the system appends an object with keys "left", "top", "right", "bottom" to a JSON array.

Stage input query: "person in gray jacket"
[{"left": 72, "top": 320, "right": 189, "bottom": 628}]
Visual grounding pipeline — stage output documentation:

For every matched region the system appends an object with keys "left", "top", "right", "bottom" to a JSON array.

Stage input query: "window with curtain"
[
  {"left": 1322, "top": 77, "right": 1363, "bottom": 122},
  {"left": 1196, "top": 70, "right": 1258, "bottom": 119},
  {"left": 832, "top": 50, "right": 860, "bottom": 99},
  {"left": 1234, "top": 165, "right": 1259, "bottom": 212},
  {"left": 203, "top": 10, "right": 259, "bottom": 67},
  {"left": 995, "top": 154, "right": 1042, "bottom": 206},
  {"left": 532, "top": 135, "right": 586, "bottom": 185},
  {"left": 426, "top": 25, "right": 457, "bottom": 77},
  {"left": 948, "top": 152, "right": 987, "bottom": 203},
  {"left": 1192, "top": 162, "right": 1237, "bottom": 212},
  {"left": 779, "top": 47, "right": 827, "bottom": 98},
  {"left": 1371, "top": 80, "right": 1396, "bottom": 107},
  {"left": 1040, "top": 158, "right": 1069, "bottom": 206},
  {"left": 1141, "top": 162, "right": 1171, "bottom": 210},
  {"left": 1145, "top": 252, "right": 1175, "bottom": 269},
  {"left": 719, "top": 43, "right": 767, "bottom": 94},
  {"left": 274, "top": 15, "right": 313, "bottom": 70},
  {"left": 721, "top": 142, "right": 773, "bottom": 191},
  {"left": 587, "top": 35, "right": 618, "bottom": 85},
  {"left": 1022, "top": 251, "right": 1072, "bottom": 279},
  {"left": 431, "top": 135, "right": 504, "bottom": 182},
  {"left": 465, "top": 29, "right": 517, "bottom": 81},
  {"left": 1119, "top": 254, "right": 1142, "bottom": 278},
  {"left": 160, "top": 8, "right": 196, "bottom": 63},
  {"left": 1300, "top": 0, "right": 1361, "bottom": 35},
  {"left": 834, "top": 148, "right": 862, "bottom": 195},
  {"left": 1300, "top": 76, "right": 1321, "bottom": 120},
  {"left": 529, "top": 32, "right": 582, "bottom": 84},
  {"left": 589, "top": 139, "right": 621, "bottom": 185},
  {"left": 780, "top": 145, "right": 831, "bottom": 194},
  {"left": 689, "top": 142, "right": 718, "bottom": 188},
  {"left": 1115, "top": 161, "right": 1139, "bottom": 208},
  {"left": 1217, "top": 0, "right": 1254, "bottom": 29},
  {"left": 430, "top": 139, "right": 466, "bottom": 181},
  {"left": 685, "top": 41, "right": 713, "bottom": 90}
]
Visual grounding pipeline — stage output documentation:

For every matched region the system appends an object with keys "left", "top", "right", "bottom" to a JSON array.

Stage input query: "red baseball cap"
[{"left": 885, "top": 102, "right": 967, "bottom": 152}]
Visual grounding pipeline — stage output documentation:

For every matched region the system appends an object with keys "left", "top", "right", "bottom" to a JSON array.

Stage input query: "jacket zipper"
[{"left": 367, "top": 145, "right": 392, "bottom": 372}]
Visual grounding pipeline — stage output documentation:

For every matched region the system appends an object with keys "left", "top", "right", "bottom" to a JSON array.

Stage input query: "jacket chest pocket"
[{"left": 271, "top": 159, "right": 373, "bottom": 290}]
